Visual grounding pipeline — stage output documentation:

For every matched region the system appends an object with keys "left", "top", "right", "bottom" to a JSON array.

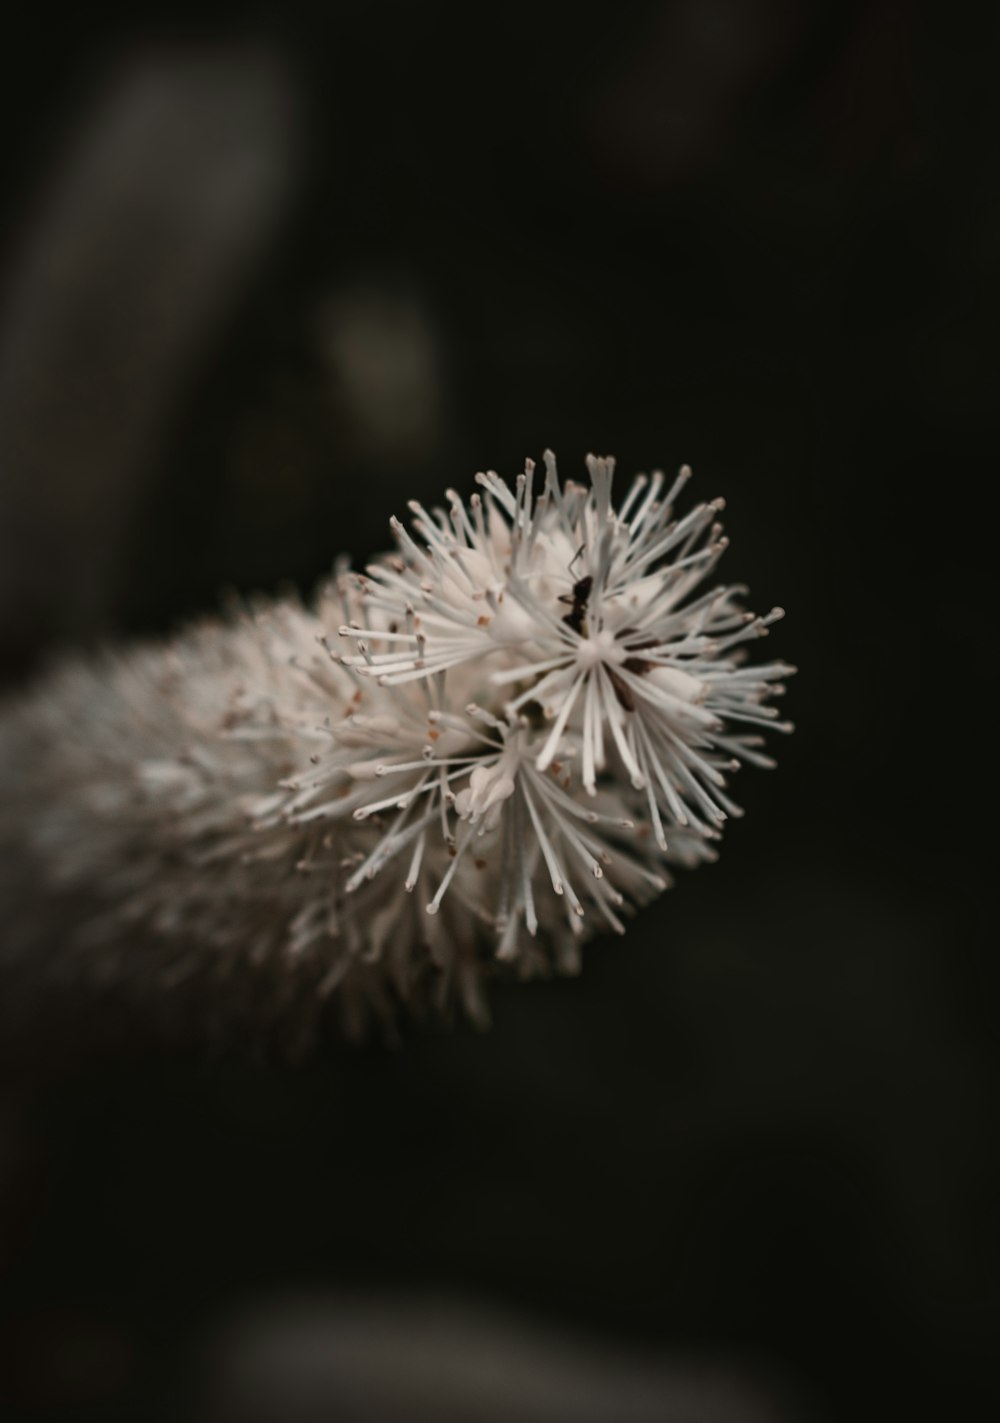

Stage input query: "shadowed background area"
[{"left": 0, "top": 2, "right": 996, "bottom": 1420}]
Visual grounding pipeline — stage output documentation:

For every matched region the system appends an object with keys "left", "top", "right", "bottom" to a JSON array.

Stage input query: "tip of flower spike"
[{"left": 12, "top": 445, "right": 794, "bottom": 1029}]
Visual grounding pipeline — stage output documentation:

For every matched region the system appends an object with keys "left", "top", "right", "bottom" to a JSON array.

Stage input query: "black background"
[{"left": 0, "top": 2, "right": 996, "bottom": 1419}]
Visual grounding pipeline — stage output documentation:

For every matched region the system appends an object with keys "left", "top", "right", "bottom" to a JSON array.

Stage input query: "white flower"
[
  {"left": 0, "top": 452, "right": 792, "bottom": 1042},
  {"left": 341, "top": 452, "right": 794, "bottom": 849}
]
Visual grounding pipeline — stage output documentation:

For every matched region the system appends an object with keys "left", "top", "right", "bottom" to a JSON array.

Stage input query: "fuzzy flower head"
[{"left": 1, "top": 452, "right": 793, "bottom": 1042}]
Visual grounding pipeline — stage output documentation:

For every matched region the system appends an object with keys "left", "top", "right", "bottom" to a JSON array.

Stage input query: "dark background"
[{"left": 0, "top": 2, "right": 996, "bottom": 1419}]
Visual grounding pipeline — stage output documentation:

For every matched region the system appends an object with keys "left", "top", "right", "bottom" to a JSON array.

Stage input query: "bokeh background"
[{"left": 1, "top": 2, "right": 997, "bottom": 1419}]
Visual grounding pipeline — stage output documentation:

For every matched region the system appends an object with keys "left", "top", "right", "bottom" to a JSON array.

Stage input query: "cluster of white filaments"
[{"left": 0, "top": 453, "right": 792, "bottom": 1040}]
